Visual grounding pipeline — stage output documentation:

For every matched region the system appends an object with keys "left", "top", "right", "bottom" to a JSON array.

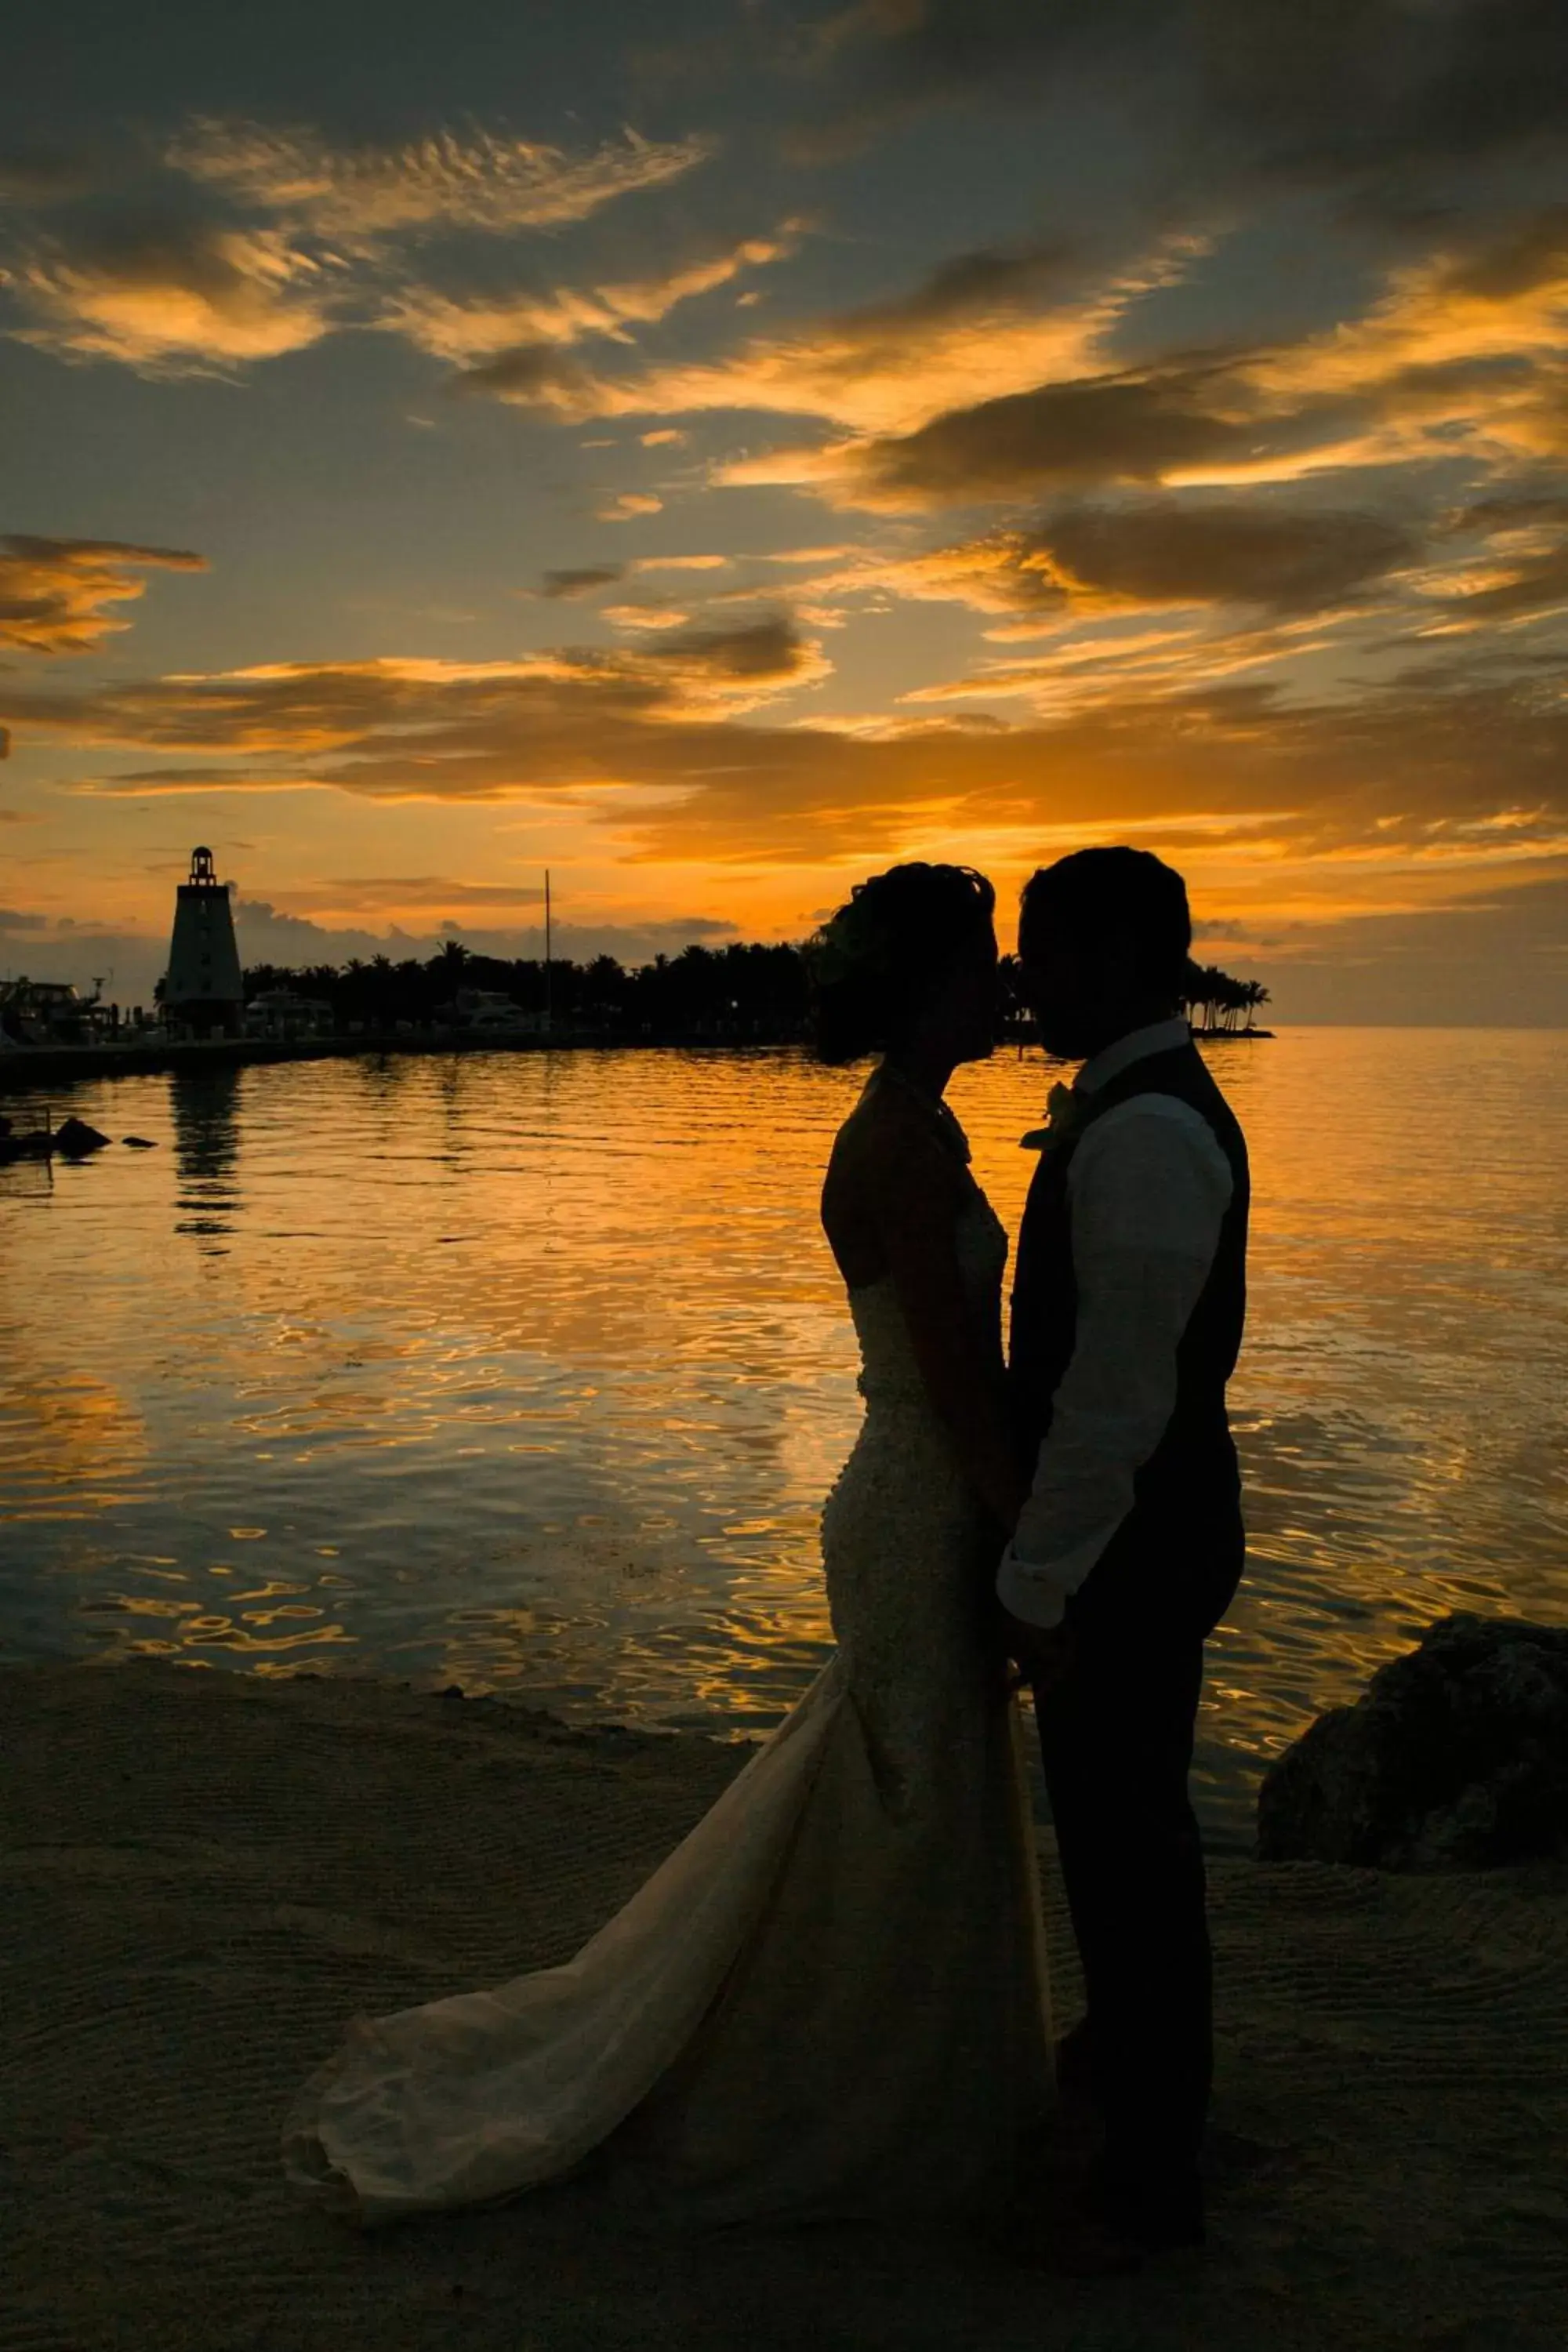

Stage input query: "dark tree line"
[
  {"left": 242, "top": 939, "right": 812, "bottom": 1040},
  {"left": 241, "top": 938, "right": 1268, "bottom": 1043}
]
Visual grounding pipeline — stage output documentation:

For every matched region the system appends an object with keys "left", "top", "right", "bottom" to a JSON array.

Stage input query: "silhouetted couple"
[{"left": 285, "top": 846, "right": 1250, "bottom": 2273}]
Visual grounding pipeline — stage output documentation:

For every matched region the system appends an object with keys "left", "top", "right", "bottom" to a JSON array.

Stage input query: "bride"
[{"left": 283, "top": 862, "right": 1054, "bottom": 2230}]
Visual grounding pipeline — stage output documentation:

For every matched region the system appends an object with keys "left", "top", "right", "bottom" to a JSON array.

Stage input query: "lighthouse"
[{"left": 163, "top": 847, "right": 244, "bottom": 1038}]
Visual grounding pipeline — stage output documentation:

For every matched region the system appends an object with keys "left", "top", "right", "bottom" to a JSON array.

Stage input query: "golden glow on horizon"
[{"left": 2, "top": 82, "right": 1566, "bottom": 1021}]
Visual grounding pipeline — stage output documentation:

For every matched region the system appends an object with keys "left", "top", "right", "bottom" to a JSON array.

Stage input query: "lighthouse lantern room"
[{"left": 164, "top": 846, "right": 244, "bottom": 1038}]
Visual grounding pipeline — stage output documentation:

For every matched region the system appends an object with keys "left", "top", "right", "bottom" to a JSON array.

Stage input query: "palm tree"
[{"left": 1180, "top": 959, "right": 1266, "bottom": 1034}]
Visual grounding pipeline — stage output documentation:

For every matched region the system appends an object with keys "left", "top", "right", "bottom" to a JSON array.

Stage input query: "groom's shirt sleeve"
[{"left": 996, "top": 1098, "right": 1233, "bottom": 1632}]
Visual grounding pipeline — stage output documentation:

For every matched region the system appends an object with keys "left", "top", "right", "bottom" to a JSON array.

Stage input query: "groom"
[{"left": 997, "top": 847, "right": 1250, "bottom": 2255}]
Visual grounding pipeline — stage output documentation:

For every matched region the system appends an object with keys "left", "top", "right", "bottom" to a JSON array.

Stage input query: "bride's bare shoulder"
[
  {"left": 822, "top": 1079, "right": 964, "bottom": 1284},
  {"left": 826, "top": 1080, "right": 957, "bottom": 1203}
]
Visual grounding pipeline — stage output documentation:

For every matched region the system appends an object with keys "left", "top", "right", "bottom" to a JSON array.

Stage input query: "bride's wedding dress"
[{"left": 283, "top": 1184, "right": 1053, "bottom": 2228}]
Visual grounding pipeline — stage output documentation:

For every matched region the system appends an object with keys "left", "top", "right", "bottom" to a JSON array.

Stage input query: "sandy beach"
[{"left": 4, "top": 1656, "right": 1566, "bottom": 2352}]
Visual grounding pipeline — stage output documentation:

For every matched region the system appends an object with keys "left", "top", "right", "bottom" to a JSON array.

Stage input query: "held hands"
[
  {"left": 995, "top": 1487, "right": 1077, "bottom": 1696},
  {"left": 985, "top": 1470, "right": 1077, "bottom": 1697},
  {"left": 998, "top": 1605, "right": 1077, "bottom": 1697}
]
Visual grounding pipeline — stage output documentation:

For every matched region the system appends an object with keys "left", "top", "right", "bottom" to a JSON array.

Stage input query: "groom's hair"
[{"left": 1019, "top": 847, "right": 1191, "bottom": 997}]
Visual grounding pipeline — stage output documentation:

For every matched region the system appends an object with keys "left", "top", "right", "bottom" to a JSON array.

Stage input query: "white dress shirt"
[{"left": 996, "top": 1017, "right": 1234, "bottom": 1633}]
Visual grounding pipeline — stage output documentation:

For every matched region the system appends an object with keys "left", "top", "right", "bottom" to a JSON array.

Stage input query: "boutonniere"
[{"left": 1020, "top": 1081, "right": 1087, "bottom": 1154}]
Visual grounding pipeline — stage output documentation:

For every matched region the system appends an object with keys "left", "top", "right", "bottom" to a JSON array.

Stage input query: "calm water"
[{"left": 3, "top": 1033, "right": 1565, "bottom": 1847}]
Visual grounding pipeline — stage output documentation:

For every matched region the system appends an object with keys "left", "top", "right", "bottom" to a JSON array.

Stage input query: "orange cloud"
[
  {"left": 535, "top": 557, "right": 729, "bottom": 602},
  {"left": 757, "top": 359, "right": 1327, "bottom": 510},
  {"left": 633, "top": 554, "right": 729, "bottom": 572},
  {"left": 1240, "top": 207, "right": 1568, "bottom": 470},
  {"left": 426, "top": 205, "right": 1539, "bottom": 518},
  {"left": 0, "top": 535, "right": 207, "bottom": 654},
  {"left": 266, "top": 875, "right": 547, "bottom": 918},
  {"left": 459, "top": 234, "right": 1204, "bottom": 434},
  {"left": 10, "top": 223, "right": 333, "bottom": 370},
  {"left": 1, "top": 118, "right": 731, "bottom": 378},
  {"left": 0, "top": 622, "right": 828, "bottom": 773},
  {"left": 1417, "top": 495, "right": 1568, "bottom": 623},
  {"left": 793, "top": 500, "right": 1415, "bottom": 625},
  {"left": 6, "top": 630, "right": 1563, "bottom": 920},
  {"left": 783, "top": 212, "right": 1568, "bottom": 511},
  {"left": 392, "top": 230, "right": 801, "bottom": 365},
  {"left": 896, "top": 610, "right": 1365, "bottom": 717},
  {"left": 601, "top": 604, "right": 693, "bottom": 629},
  {"left": 1255, "top": 210, "right": 1568, "bottom": 401},
  {"left": 165, "top": 118, "right": 717, "bottom": 236},
  {"left": 597, "top": 492, "right": 665, "bottom": 521}
]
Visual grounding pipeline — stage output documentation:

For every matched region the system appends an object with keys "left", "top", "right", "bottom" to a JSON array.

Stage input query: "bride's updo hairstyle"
[{"left": 810, "top": 861, "right": 996, "bottom": 1065}]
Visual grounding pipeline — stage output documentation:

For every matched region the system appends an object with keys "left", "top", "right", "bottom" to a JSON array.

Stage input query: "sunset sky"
[{"left": 3, "top": 0, "right": 1567, "bottom": 1019}]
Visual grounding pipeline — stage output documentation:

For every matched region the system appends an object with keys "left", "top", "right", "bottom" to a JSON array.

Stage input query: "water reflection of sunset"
[
  {"left": 2, "top": 1030, "right": 1565, "bottom": 1845},
  {"left": 0, "top": 1372, "right": 148, "bottom": 1516}
]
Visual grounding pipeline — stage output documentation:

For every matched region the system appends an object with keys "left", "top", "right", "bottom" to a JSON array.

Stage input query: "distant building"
[
  {"left": 163, "top": 848, "right": 243, "bottom": 1038},
  {"left": 245, "top": 987, "right": 334, "bottom": 1041},
  {"left": 440, "top": 986, "right": 543, "bottom": 1036}
]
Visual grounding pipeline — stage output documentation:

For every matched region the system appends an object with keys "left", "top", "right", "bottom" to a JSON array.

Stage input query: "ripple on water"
[{"left": 2, "top": 1032, "right": 1565, "bottom": 1848}]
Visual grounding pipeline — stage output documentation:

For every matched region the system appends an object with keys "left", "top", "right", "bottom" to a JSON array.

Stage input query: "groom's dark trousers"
[
  {"left": 1033, "top": 1511, "right": 1243, "bottom": 2212},
  {"left": 1009, "top": 1040, "right": 1249, "bottom": 2220}
]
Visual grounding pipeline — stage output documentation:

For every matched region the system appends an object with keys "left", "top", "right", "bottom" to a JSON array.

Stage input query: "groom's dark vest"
[{"left": 1009, "top": 1038, "right": 1250, "bottom": 1632}]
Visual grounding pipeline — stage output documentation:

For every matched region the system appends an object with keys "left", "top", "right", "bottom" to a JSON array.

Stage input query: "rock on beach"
[{"left": 1258, "top": 1613, "right": 1568, "bottom": 1870}]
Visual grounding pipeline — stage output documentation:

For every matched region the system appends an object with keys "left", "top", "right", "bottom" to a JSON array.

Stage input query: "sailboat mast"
[{"left": 544, "top": 868, "right": 553, "bottom": 1035}]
